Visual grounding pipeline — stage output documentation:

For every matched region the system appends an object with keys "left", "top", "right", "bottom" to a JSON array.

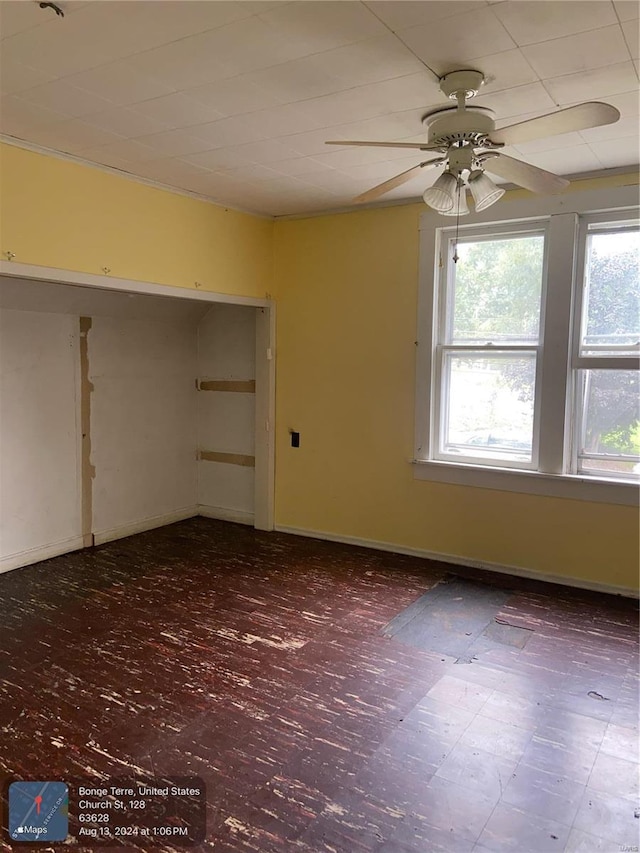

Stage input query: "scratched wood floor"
[{"left": 1, "top": 518, "right": 638, "bottom": 852}]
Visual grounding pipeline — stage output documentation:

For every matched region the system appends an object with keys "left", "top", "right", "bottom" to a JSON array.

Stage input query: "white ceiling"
[{"left": 1, "top": 0, "right": 638, "bottom": 217}]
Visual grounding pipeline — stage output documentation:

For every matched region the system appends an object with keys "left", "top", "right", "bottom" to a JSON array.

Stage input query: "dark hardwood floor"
[{"left": 1, "top": 518, "right": 638, "bottom": 852}]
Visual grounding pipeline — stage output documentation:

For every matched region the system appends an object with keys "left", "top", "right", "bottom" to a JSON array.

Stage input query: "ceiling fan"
[{"left": 325, "top": 69, "right": 620, "bottom": 215}]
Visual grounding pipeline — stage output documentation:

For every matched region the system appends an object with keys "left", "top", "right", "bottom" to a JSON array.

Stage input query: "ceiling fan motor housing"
[{"left": 425, "top": 109, "right": 495, "bottom": 148}]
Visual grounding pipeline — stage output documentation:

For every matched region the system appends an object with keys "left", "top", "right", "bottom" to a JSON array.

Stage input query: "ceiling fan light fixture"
[
  {"left": 441, "top": 180, "right": 470, "bottom": 217},
  {"left": 468, "top": 169, "right": 505, "bottom": 212},
  {"left": 423, "top": 171, "right": 457, "bottom": 212}
]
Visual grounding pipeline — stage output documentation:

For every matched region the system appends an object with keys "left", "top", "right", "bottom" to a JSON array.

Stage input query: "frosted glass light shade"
[
  {"left": 423, "top": 171, "right": 457, "bottom": 212},
  {"left": 441, "top": 182, "right": 469, "bottom": 217},
  {"left": 468, "top": 170, "right": 505, "bottom": 212}
]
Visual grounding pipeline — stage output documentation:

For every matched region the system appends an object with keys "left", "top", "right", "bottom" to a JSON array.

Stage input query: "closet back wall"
[
  {"left": 90, "top": 315, "right": 198, "bottom": 545},
  {"left": 0, "top": 278, "right": 206, "bottom": 570},
  {"left": 0, "top": 308, "right": 81, "bottom": 571}
]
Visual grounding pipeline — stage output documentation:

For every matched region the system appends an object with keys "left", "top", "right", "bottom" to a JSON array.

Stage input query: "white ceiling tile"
[
  {"left": 0, "top": 60, "right": 54, "bottom": 95},
  {"left": 257, "top": 2, "right": 388, "bottom": 53},
  {"left": 297, "top": 169, "right": 366, "bottom": 194},
  {"left": 123, "top": 157, "right": 215, "bottom": 186},
  {"left": 279, "top": 127, "right": 350, "bottom": 157},
  {"left": 364, "top": 1, "right": 487, "bottom": 32},
  {"left": 465, "top": 49, "right": 540, "bottom": 94},
  {"left": 522, "top": 143, "right": 605, "bottom": 174},
  {"left": 308, "top": 140, "right": 423, "bottom": 169},
  {"left": 182, "top": 146, "right": 259, "bottom": 171},
  {"left": 587, "top": 135, "right": 640, "bottom": 167},
  {"left": 230, "top": 103, "right": 325, "bottom": 138},
  {"left": 240, "top": 57, "right": 347, "bottom": 104},
  {"left": 267, "top": 157, "right": 334, "bottom": 177},
  {"left": 17, "top": 79, "right": 114, "bottom": 118},
  {"left": 492, "top": 1, "right": 617, "bottom": 46},
  {"left": 132, "top": 93, "right": 224, "bottom": 129},
  {"left": 605, "top": 89, "right": 640, "bottom": 118},
  {"left": 0, "top": 0, "right": 52, "bottom": 38},
  {"left": 80, "top": 137, "right": 161, "bottom": 164},
  {"left": 80, "top": 2, "right": 253, "bottom": 59},
  {"left": 0, "top": 0, "right": 85, "bottom": 38},
  {"left": 135, "top": 16, "right": 312, "bottom": 84},
  {"left": 522, "top": 25, "right": 630, "bottom": 78},
  {"left": 621, "top": 17, "right": 640, "bottom": 58},
  {"left": 240, "top": 1, "right": 290, "bottom": 12},
  {"left": 0, "top": 5, "right": 134, "bottom": 77},
  {"left": 65, "top": 61, "right": 176, "bottom": 107},
  {"left": 332, "top": 110, "right": 427, "bottom": 142},
  {"left": 82, "top": 106, "right": 169, "bottom": 139},
  {"left": 231, "top": 139, "right": 303, "bottom": 163},
  {"left": 294, "top": 72, "right": 440, "bottom": 128},
  {"left": 185, "top": 170, "right": 255, "bottom": 193},
  {"left": 476, "top": 82, "right": 557, "bottom": 119},
  {"left": 310, "top": 34, "right": 426, "bottom": 88},
  {"left": 187, "top": 75, "right": 285, "bottom": 116},
  {"left": 398, "top": 7, "right": 516, "bottom": 74},
  {"left": 512, "top": 130, "right": 585, "bottom": 155},
  {"left": 134, "top": 129, "right": 214, "bottom": 157},
  {"left": 125, "top": 31, "right": 228, "bottom": 90},
  {"left": 214, "top": 163, "right": 285, "bottom": 182},
  {"left": 0, "top": 95, "right": 68, "bottom": 133},
  {"left": 543, "top": 62, "right": 639, "bottom": 105},
  {"left": 589, "top": 136, "right": 640, "bottom": 169},
  {"left": 131, "top": 1, "right": 254, "bottom": 43},
  {"left": 192, "top": 114, "right": 272, "bottom": 147},
  {"left": 614, "top": 1, "right": 640, "bottom": 21},
  {"left": 1, "top": 0, "right": 636, "bottom": 216},
  {"left": 24, "top": 118, "right": 125, "bottom": 154}
]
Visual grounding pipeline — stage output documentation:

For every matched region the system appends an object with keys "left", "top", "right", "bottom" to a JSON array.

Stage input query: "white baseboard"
[
  {"left": 0, "top": 535, "right": 85, "bottom": 574},
  {"left": 198, "top": 505, "right": 254, "bottom": 526},
  {"left": 93, "top": 506, "right": 198, "bottom": 546},
  {"left": 275, "top": 525, "right": 639, "bottom": 599}
]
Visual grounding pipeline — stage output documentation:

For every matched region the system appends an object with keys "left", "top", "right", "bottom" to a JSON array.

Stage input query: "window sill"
[{"left": 412, "top": 459, "right": 639, "bottom": 506}]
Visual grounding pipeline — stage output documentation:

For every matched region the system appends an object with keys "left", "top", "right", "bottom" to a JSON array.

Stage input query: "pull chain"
[{"left": 452, "top": 178, "right": 461, "bottom": 264}]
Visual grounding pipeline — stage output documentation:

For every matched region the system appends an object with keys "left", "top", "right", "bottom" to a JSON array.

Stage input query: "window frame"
[
  {"left": 432, "top": 221, "right": 549, "bottom": 471},
  {"left": 413, "top": 184, "right": 640, "bottom": 507},
  {"left": 570, "top": 213, "right": 640, "bottom": 479}
]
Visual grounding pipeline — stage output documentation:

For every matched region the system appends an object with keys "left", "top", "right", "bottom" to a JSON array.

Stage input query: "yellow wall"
[
  {"left": 0, "top": 143, "right": 273, "bottom": 298},
  {"left": 273, "top": 190, "right": 640, "bottom": 594},
  {"left": 1, "top": 142, "right": 637, "bottom": 591}
]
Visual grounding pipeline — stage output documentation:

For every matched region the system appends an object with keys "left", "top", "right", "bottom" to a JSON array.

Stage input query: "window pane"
[
  {"left": 441, "top": 353, "right": 536, "bottom": 462},
  {"left": 582, "top": 228, "right": 640, "bottom": 355},
  {"left": 578, "top": 370, "right": 640, "bottom": 477},
  {"left": 449, "top": 235, "right": 544, "bottom": 344}
]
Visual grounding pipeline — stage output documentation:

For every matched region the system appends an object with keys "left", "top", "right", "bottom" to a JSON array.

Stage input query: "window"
[
  {"left": 415, "top": 194, "right": 639, "bottom": 505},
  {"left": 435, "top": 226, "right": 546, "bottom": 468},
  {"left": 574, "top": 222, "right": 640, "bottom": 479}
]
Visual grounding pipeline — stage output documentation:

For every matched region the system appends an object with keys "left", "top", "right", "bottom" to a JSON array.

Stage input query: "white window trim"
[
  {"left": 414, "top": 182, "right": 640, "bottom": 506},
  {"left": 433, "top": 220, "right": 548, "bottom": 472}
]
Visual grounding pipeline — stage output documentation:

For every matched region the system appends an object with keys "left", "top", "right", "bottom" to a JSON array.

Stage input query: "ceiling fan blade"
[
  {"left": 326, "top": 140, "right": 439, "bottom": 150},
  {"left": 490, "top": 102, "right": 620, "bottom": 146},
  {"left": 483, "top": 153, "right": 569, "bottom": 195},
  {"left": 355, "top": 159, "right": 442, "bottom": 203}
]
